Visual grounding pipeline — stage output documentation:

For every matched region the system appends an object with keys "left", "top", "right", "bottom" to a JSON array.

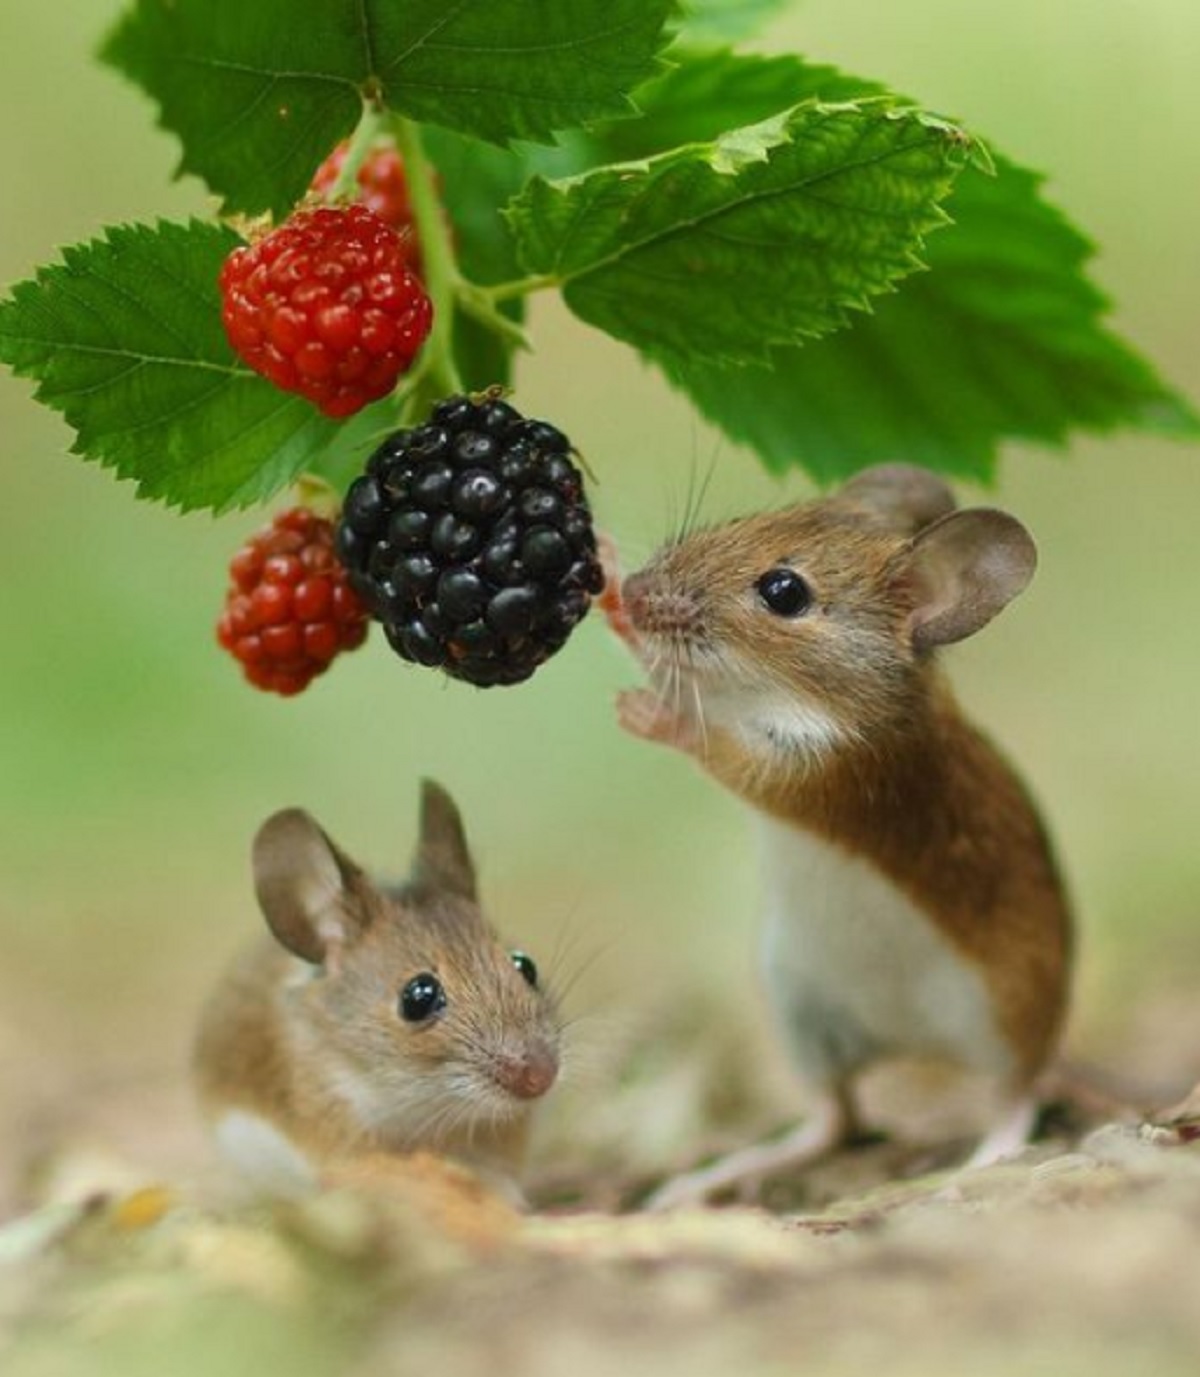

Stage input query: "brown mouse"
[
  {"left": 193, "top": 780, "right": 560, "bottom": 1197},
  {"left": 601, "top": 465, "right": 1072, "bottom": 1207}
]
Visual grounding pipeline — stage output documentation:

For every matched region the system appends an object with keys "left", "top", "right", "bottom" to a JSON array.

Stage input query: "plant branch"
[
  {"left": 457, "top": 285, "right": 533, "bottom": 351},
  {"left": 391, "top": 115, "right": 464, "bottom": 401},
  {"left": 326, "top": 103, "right": 389, "bottom": 202},
  {"left": 485, "top": 274, "right": 560, "bottom": 305}
]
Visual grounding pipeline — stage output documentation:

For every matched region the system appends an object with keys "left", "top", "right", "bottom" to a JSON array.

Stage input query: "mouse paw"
[
  {"left": 595, "top": 532, "right": 640, "bottom": 653},
  {"left": 616, "top": 689, "right": 697, "bottom": 752}
]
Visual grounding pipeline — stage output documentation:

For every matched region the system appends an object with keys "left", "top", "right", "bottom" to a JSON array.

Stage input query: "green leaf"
[
  {"left": 421, "top": 127, "right": 528, "bottom": 288},
  {"left": 674, "top": 0, "right": 793, "bottom": 46},
  {"left": 604, "top": 49, "right": 883, "bottom": 163},
  {"left": 0, "top": 219, "right": 348, "bottom": 513},
  {"left": 302, "top": 399, "right": 398, "bottom": 497},
  {"left": 102, "top": 0, "right": 677, "bottom": 218},
  {"left": 670, "top": 154, "right": 1200, "bottom": 482},
  {"left": 507, "top": 100, "right": 975, "bottom": 371},
  {"left": 576, "top": 48, "right": 1197, "bottom": 476},
  {"left": 450, "top": 309, "right": 520, "bottom": 393}
]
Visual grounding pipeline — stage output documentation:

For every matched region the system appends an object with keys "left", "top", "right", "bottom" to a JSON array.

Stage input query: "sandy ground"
[{"left": 2, "top": 994, "right": 1199, "bottom": 1377}]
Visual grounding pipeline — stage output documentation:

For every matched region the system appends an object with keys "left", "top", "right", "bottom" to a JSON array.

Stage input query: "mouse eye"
[
  {"left": 511, "top": 951, "right": 539, "bottom": 989},
  {"left": 756, "top": 567, "right": 811, "bottom": 617},
  {"left": 399, "top": 973, "right": 446, "bottom": 1023}
]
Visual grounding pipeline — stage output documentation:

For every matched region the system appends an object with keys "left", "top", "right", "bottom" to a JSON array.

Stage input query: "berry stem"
[
  {"left": 390, "top": 115, "right": 464, "bottom": 400},
  {"left": 456, "top": 284, "right": 533, "bottom": 351},
  {"left": 484, "top": 274, "right": 560, "bottom": 305},
  {"left": 326, "top": 103, "right": 389, "bottom": 203}
]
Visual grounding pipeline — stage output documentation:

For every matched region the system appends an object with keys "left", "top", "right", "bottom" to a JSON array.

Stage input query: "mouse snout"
[
  {"left": 623, "top": 571, "right": 700, "bottom": 638},
  {"left": 491, "top": 1041, "right": 559, "bottom": 1100}
]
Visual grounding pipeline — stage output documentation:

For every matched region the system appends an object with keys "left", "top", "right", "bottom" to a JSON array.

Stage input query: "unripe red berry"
[
  {"left": 219, "top": 205, "right": 433, "bottom": 418},
  {"left": 311, "top": 144, "right": 418, "bottom": 244},
  {"left": 217, "top": 507, "right": 370, "bottom": 696}
]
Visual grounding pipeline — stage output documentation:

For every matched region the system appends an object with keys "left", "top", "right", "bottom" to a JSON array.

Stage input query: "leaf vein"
[
  {"left": 556, "top": 130, "right": 950, "bottom": 285},
  {"left": 355, "top": 0, "right": 377, "bottom": 78},
  {"left": 382, "top": 0, "right": 474, "bottom": 77},
  {"left": 419, "top": 13, "right": 656, "bottom": 58},
  {"left": 98, "top": 375, "right": 233, "bottom": 441},
  {"left": 1, "top": 336, "right": 241, "bottom": 376},
  {"left": 180, "top": 55, "right": 359, "bottom": 91}
]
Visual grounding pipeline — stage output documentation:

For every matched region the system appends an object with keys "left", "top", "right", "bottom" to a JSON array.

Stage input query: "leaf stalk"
[
  {"left": 326, "top": 104, "right": 390, "bottom": 203},
  {"left": 485, "top": 274, "right": 560, "bottom": 305},
  {"left": 390, "top": 114, "right": 465, "bottom": 406}
]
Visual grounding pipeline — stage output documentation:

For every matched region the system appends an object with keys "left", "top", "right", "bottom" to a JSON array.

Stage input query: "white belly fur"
[
  {"left": 757, "top": 815, "right": 1012, "bottom": 1085},
  {"left": 213, "top": 1110, "right": 317, "bottom": 1197}
]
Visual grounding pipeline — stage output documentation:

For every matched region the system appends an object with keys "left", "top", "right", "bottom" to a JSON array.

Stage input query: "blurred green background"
[{"left": 1, "top": 0, "right": 1197, "bottom": 1203}]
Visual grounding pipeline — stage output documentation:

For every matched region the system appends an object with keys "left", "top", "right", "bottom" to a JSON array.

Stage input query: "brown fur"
[
  {"left": 194, "top": 785, "right": 559, "bottom": 1184},
  {"left": 692, "top": 687, "right": 1070, "bottom": 1080},
  {"left": 622, "top": 469, "right": 1072, "bottom": 1089}
]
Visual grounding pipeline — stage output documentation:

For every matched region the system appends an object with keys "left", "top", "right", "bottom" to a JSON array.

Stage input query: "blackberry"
[{"left": 336, "top": 395, "right": 604, "bottom": 686}]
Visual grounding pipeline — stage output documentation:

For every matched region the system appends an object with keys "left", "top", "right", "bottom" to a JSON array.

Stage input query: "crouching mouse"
[{"left": 194, "top": 780, "right": 560, "bottom": 1198}]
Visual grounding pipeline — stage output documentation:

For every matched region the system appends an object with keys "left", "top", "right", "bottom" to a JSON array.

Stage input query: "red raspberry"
[
  {"left": 217, "top": 507, "right": 370, "bottom": 696},
  {"left": 219, "top": 205, "right": 433, "bottom": 419},
  {"left": 311, "top": 144, "right": 420, "bottom": 258}
]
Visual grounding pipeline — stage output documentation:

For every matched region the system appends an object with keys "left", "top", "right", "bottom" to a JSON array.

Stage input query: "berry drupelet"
[
  {"left": 335, "top": 396, "right": 605, "bottom": 687},
  {"left": 218, "top": 507, "right": 370, "bottom": 696},
  {"left": 310, "top": 142, "right": 424, "bottom": 271},
  {"left": 219, "top": 205, "right": 432, "bottom": 419}
]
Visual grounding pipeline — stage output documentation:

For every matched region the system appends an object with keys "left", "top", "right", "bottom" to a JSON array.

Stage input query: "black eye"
[
  {"left": 399, "top": 973, "right": 446, "bottom": 1022},
  {"left": 756, "top": 567, "right": 811, "bottom": 617},
  {"left": 511, "top": 951, "right": 538, "bottom": 988}
]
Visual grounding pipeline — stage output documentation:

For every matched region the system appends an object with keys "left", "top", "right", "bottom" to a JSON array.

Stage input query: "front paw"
[{"left": 616, "top": 689, "right": 698, "bottom": 752}]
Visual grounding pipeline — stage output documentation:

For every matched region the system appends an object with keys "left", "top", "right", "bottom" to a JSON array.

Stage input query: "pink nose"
[
  {"left": 493, "top": 1044, "right": 558, "bottom": 1100},
  {"left": 623, "top": 573, "right": 697, "bottom": 636}
]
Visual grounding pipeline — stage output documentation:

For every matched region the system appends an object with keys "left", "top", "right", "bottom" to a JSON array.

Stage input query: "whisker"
[
  {"left": 549, "top": 933, "right": 622, "bottom": 1008},
  {"left": 690, "top": 671, "right": 710, "bottom": 758},
  {"left": 677, "top": 447, "right": 702, "bottom": 548},
  {"left": 680, "top": 439, "right": 722, "bottom": 546}
]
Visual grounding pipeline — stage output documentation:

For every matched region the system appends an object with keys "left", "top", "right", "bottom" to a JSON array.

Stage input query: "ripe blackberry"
[
  {"left": 335, "top": 396, "right": 604, "bottom": 687},
  {"left": 219, "top": 205, "right": 433, "bottom": 419},
  {"left": 310, "top": 142, "right": 423, "bottom": 271},
  {"left": 218, "top": 507, "right": 370, "bottom": 696}
]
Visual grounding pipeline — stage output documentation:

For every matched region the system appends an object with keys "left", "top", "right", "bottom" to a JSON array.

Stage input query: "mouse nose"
[
  {"left": 492, "top": 1042, "right": 558, "bottom": 1100},
  {"left": 623, "top": 572, "right": 698, "bottom": 636}
]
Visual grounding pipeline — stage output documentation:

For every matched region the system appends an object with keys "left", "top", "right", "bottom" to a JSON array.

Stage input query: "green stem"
[
  {"left": 391, "top": 115, "right": 464, "bottom": 399},
  {"left": 457, "top": 284, "right": 534, "bottom": 351},
  {"left": 326, "top": 103, "right": 389, "bottom": 202},
  {"left": 485, "top": 273, "right": 560, "bottom": 305}
]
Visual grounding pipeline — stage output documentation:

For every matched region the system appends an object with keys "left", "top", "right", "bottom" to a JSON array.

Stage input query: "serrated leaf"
[
  {"left": 670, "top": 154, "right": 1199, "bottom": 481},
  {"left": 0, "top": 219, "right": 346, "bottom": 513},
  {"left": 675, "top": 0, "right": 794, "bottom": 46},
  {"left": 580, "top": 49, "right": 1197, "bottom": 476},
  {"left": 608, "top": 50, "right": 883, "bottom": 163},
  {"left": 102, "top": 0, "right": 677, "bottom": 218},
  {"left": 507, "top": 101, "right": 974, "bottom": 371}
]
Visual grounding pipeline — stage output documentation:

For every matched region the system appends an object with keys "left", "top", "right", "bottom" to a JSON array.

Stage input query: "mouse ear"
[
  {"left": 901, "top": 508, "right": 1037, "bottom": 652},
  {"left": 840, "top": 464, "right": 957, "bottom": 533},
  {"left": 252, "top": 810, "right": 371, "bottom": 967},
  {"left": 411, "top": 780, "right": 478, "bottom": 903}
]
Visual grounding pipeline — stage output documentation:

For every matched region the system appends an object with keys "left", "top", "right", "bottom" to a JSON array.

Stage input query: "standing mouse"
[
  {"left": 602, "top": 465, "right": 1072, "bottom": 1207},
  {"left": 194, "top": 779, "right": 560, "bottom": 1196}
]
